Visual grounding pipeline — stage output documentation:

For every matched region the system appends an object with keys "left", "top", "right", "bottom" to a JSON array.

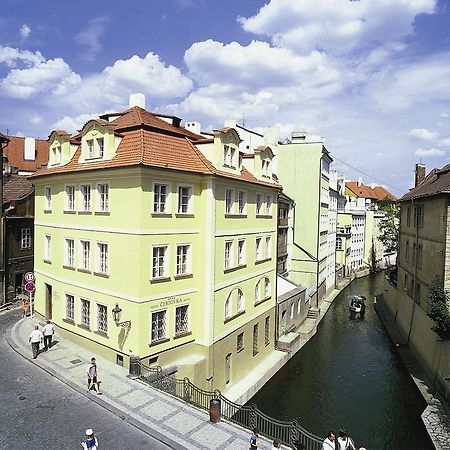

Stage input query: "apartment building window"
[
  {"left": 176, "top": 244, "right": 190, "bottom": 275},
  {"left": 262, "top": 160, "right": 270, "bottom": 177},
  {"left": 87, "top": 139, "right": 94, "bottom": 158},
  {"left": 412, "top": 243, "right": 416, "bottom": 264},
  {"left": 238, "top": 191, "right": 246, "bottom": 214},
  {"left": 151, "top": 310, "right": 167, "bottom": 342},
  {"left": 152, "top": 246, "right": 167, "bottom": 279},
  {"left": 265, "top": 236, "right": 271, "bottom": 259},
  {"left": 81, "top": 298, "right": 90, "bottom": 327},
  {"left": 336, "top": 237, "right": 342, "bottom": 251},
  {"left": 254, "top": 282, "right": 260, "bottom": 303},
  {"left": 178, "top": 186, "right": 192, "bottom": 213},
  {"left": 45, "top": 186, "right": 52, "bottom": 210},
  {"left": 414, "top": 204, "right": 424, "bottom": 228},
  {"left": 264, "top": 316, "right": 270, "bottom": 346},
  {"left": 264, "top": 278, "right": 271, "bottom": 298},
  {"left": 97, "top": 183, "right": 109, "bottom": 212},
  {"left": 253, "top": 323, "right": 259, "bottom": 356},
  {"left": 223, "top": 145, "right": 235, "bottom": 167},
  {"left": 65, "top": 238, "right": 75, "bottom": 267},
  {"left": 237, "top": 332, "right": 244, "bottom": 352},
  {"left": 175, "top": 305, "right": 189, "bottom": 335},
  {"left": 417, "top": 244, "right": 423, "bottom": 268},
  {"left": 256, "top": 194, "right": 262, "bottom": 215},
  {"left": 225, "top": 189, "right": 234, "bottom": 214},
  {"left": 66, "top": 294, "right": 74, "bottom": 321},
  {"left": 66, "top": 185, "right": 75, "bottom": 211},
  {"left": 405, "top": 241, "right": 409, "bottom": 262},
  {"left": 225, "top": 241, "right": 233, "bottom": 269},
  {"left": 80, "top": 185, "right": 91, "bottom": 212},
  {"left": 406, "top": 206, "right": 411, "bottom": 227},
  {"left": 97, "top": 138, "right": 104, "bottom": 158},
  {"left": 97, "top": 242, "right": 108, "bottom": 274},
  {"left": 237, "top": 289, "right": 245, "bottom": 312},
  {"left": 21, "top": 228, "right": 31, "bottom": 249},
  {"left": 225, "top": 296, "right": 231, "bottom": 320},
  {"left": 44, "top": 235, "right": 51, "bottom": 261},
  {"left": 255, "top": 237, "right": 262, "bottom": 261},
  {"left": 238, "top": 239, "right": 245, "bottom": 266},
  {"left": 266, "top": 195, "right": 272, "bottom": 215},
  {"left": 80, "top": 240, "right": 90, "bottom": 271},
  {"left": 154, "top": 183, "right": 168, "bottom": 213},
  {"left": 404, "top": 273, "right": 408, "bottom": 292},
  {"left": 97, "top": 304, "right": 108, "bottom": 334}
]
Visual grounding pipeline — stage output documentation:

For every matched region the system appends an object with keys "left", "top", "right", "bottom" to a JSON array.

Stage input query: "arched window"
[
  {"left": 237, "top": 289, "right": 245, "bottom": 312},
  {"left": 225, "top": 295, "right": 231, "bottom": 319},
  {"left": 254, "top": 282, "right": 260, "bottom": 302},
  {"left": 264, "top": 277, "right": 270, "bottom": 298}
]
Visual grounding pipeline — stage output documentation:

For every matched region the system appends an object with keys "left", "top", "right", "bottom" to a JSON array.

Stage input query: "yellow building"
[{"left": 31, "top": 104, "right": 279, "bottom": 395}]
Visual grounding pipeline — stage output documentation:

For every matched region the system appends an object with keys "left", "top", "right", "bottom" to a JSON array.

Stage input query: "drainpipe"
[{"left": 316, "top": 156, "right": 322, "bottom": 308}]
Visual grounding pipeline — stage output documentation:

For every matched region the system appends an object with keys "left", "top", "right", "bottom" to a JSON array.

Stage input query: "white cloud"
[
  {"left": 19, "top": 24, "right": 31, "bottom": 40},
  {"left": 440, "top": 112, "right": 449, "bottom": 118},
  {"left": 415, "top": 147, "right": 445, "bottom": 157},
  {"left": 0, "top": 45, "right": 44, "bottom": 67},
  {"left": 239, "top": 0, "right": 436, "bottom": 55},
  {"left": 409, "top": 128, "right": 439, "bottom": 141},
  {"left": 74, "top": 16, "right": 109, "bottom": 62},
  {"left": 438, "top": 137, "right": 450, "bottom": 146},
  {"left": 51, "top": 113, "right": 95, "bottom": 133}
]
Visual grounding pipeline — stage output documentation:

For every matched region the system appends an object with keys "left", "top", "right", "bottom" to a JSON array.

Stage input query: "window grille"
[
  {"left": 66, "top": 294, "right": 74, "bottom": 321},
  {"left": 176, "top": 245, "right": 189, "bottom": 275},
  {"left": 151, "top": 310, "right": 167, "bottom": 341},
  {"left": 81, "top": 299, "right": 90, "bottom": 327},
  {"left": 21, "top": 228, "right": 31, "bottom": 249},
  {"left": 175, "top": 305, "right": 189, "bottom": 334},
  {"left": 253, "top": 323, "right": 259, "bottom": 356},
  {"left": 97, "top": 304, "right": 108, "bottom": 334}
]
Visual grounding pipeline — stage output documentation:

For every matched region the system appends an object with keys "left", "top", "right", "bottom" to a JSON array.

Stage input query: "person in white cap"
[{"left": 81, "top": 428, "right": 98, "bottom": 449}]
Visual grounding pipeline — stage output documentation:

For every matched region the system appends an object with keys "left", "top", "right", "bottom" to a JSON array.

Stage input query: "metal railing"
[{"left": 139, "top": 363, "right": 322, "bottom": 450}]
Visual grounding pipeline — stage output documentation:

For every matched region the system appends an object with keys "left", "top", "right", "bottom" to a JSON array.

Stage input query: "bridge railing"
[{"left": 139, "top": 363, "right": 322, "bottom": 450}]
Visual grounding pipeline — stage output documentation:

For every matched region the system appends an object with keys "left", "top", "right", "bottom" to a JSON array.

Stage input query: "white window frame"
[
  {"left": 255, "top": 282, "right": 260, "bottom": 303},
  {"left": 225, "top": 296, "right": 231, "bottom": 320},
  {"left": 153, "top": 182, "right": 169, "bottom": 214},
  {"left": 87, "top": 139, "right": 94, "bottom": 159},
  {"left": 44, "top": 186, "right": 52, "bottom": 210},
  {"left": 237, "top": 289, "right": 245, "bottom": 312},
  {"left": 225, "top": 188, "right": 234, "bottom": 214},
  {"left": 225, "top": 241, "right": 233, "bottom": 269},
  {"left": 152, "top": 245, "right": 168, "bottom": 279},
  {"left": 97, "top": 183, "right": 109, "bottom": 212},
  {"left": 44, "top": 234, "right": 51, "bottom": 261},
  {"left": 80, "top": 240, "right": 91, "bottom": 271},
  {"left": 237, "top": 332, "right": 244, "bottom": 352},
  {"left": 65, "top": 293, "right": 75, "bottom": 321},
  {"left": 177, "top": 185, "right": 192, "bottom": 214},
  {"left": 237, "top": 239, "right": 245, "bottom": 266},
  {"left": 265, "top": 235, "right": 271, "bottom": 259},
  {"left": 81, "top": 298, "right": 90, "bottom": 327},
  {"left": 264, "top": 277, "right": 271, "bottom": 298},
  {"left": 255, "top": 237, "right": 262, "bottom": 261},
  {"left": 65, "top": 238, "right": 75, "bottom": 267},
  {"left": 266, "top": 194, "right": 272, "bottom": 215},
  {"left": 97, "top": 303, "right": 108, "bottom": 334},
  {"left": 96, "top": 137, "right": 104, "bottom": 158},
  {"left": 265, "top": 316, "right": 270, "bottom": 346},
  {"left": 97, "top": 242, "right": 109, "bottom": 274},
  {"left": 175, "top": 304, "right": 189, "bottom": 335},
  {"left": 80, "top": 184, "right": 91, "bottom": 212},
  {"left": 151, "top": 309, "right": 167, "bottom": 343},
  {"left": 253, "top": 323, "right": 259, "bottom": 356},
  {"left": 21, "top": 228, "right": 31, "bottom": 249},
  {"left": 238, "top": 190, "right": 246, "bottom": 215},
  {"left": 176, "top": 244, "right": 190, "bottom": 276},
  {"left": 65, "top": 185, "right": 76, "bottom": 211},
  {"left": 256, "top": 193, "right": 263, "bottom": 215}
]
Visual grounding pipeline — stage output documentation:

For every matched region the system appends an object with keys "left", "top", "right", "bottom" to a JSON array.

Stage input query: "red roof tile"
[
  {"left": 4, "top": 136, "right": 49, "bottom": 172},
  {"left": 371, "top": 186, "right": 396, "bottom": 201},
  {"left": 346, "top": 182, "right": 378, "bottom": 200},
  {"left": 3, "top": 174, "right": 34, "bottom": 204}
]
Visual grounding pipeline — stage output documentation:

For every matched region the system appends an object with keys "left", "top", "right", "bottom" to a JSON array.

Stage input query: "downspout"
[
  {"left": 407, "top": 198, "right": 418, "bottom": 344},
  {"left": 316, "top": 156, "right": 322, "bottom": 308}
]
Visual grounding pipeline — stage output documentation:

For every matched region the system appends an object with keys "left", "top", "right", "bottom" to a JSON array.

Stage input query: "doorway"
[
  {"left": 225, "top": 353, "right": 232, "bottom": 385},
  {"left": 45, "top": 283, "right": 52, "bottom": 320},
  {"left": 15, "top": 273, "right": 23, "bottom": 295}
]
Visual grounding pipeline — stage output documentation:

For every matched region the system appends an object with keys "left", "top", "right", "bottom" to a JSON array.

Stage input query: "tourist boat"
[{"left": 348, "top": 295, "right": 366, "bottom": 318}]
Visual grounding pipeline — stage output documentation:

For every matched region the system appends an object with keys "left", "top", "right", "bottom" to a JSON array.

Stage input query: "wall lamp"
[{"left": 112, "top": 303, "right": 131, "bottom": 329}]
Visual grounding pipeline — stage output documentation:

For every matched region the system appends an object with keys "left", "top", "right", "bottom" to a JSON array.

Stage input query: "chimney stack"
[
  {"left": 291, "top": 131, "right": 307, "bottom": 142},
  {"left": 415, "top": 163, "right": 426, "bottom": 187},
  {"left": 357, "top": 177, "right": 362, "bottom": 187},
  {"left": 24, "top": 137, "right": 36, "bottom": 161},
  {"left": 129, "top": 93, "right": 146, "bottom": 109}
]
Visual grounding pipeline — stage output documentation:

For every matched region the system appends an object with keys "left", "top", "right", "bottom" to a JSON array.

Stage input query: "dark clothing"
[
  {"left": 88, "top": 376, "right": 98, "bottom": 389},
  {"left": 43, "top": 334, "right": 52, "bottom": 349},
  {"left": 31, "top": 342, "right": 39, "bottom": 359},
  {"left": 250, "top": 433, "right": 258, "bottom": 449}
]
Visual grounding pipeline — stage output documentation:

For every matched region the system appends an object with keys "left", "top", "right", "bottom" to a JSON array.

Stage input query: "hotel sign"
[{"left": 151, "top": 296, "right": 189, "bottom": 309}]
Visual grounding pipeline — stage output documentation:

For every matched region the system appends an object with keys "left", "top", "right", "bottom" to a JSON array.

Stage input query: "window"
[
  {"left": 151, "top": 310, "right": 167, "bottom": 342},
  {"left": 265, "top": 236, "right": 271, "bottom": 259},
  {"left": 414, "top": 204, "right": 424, "bottom": 228},
  {"left": 154, "top": 183, "right": 168, "bottom": 213},
  {"left": 254, "top": 282, "right": 260, "bottom": 303},
  {"left": 290, "top": 303, "right": 294, "bottom": 319},
  {"left": 264, "top": 278, "right": 270, "bottom": 298},
  {"left": 253, "top": 323, "right": 259, "bottom": 356},
  {"left": 223, "top": 145, "right": 235, "bottom": 167},
  {"left": 81, "top": 298, "right": 90, "bottom": 327},
  {"left": 175, "top": 305, "right": 189, "bottom": 335},
  {"left": 238, "top": 191, "right": 246, "bottom": 214},
  {"left": 255, "top": 237, "right": 262, "bottom": 261},
  {"left": 45, "top": 186, "right": 52, "bottom": 210},
  {"left": 405, "top": 241, "right": 409, "bottom": 262},
  {"left": 417, "top": 244, "right": 423, "bottom": 268},
  {"left": 97, "top": 304, "right": 108, "bottom": 334},
  {"left": 152, "top": 246, "right": 167, "bottom": 278},
  {"left": 256, "top": 194, "right": 262, "bottom": 215},
  {"left": 336, "top": 237, "right": 342, "bottom": 251},
  {"left": 176, "top": 244, "right": 190, "bottom": 275},
  {"left": 96, "top": 138, "right": 104, "bottom": 158},
  {"left": 21, "top": 228, "right": 31, "bottom": 249},
  {"left": 237, "top": 289, "right": 245, "bottom": 312},
  {"left": 65, "top": 239, "right": 75, "bottom": 267},
  {"left": 262, "top": 160, "right": 270, "bottom": 177},
  {"left": 97, "top": 183, "right": 109, "bottom": 212},
  {"left": 80, "top": 240, "right": 90, "bottom": 271},
  {"left": 237, "top": 332, "right": 244, "bottom": 352},
  {"left": 66, "top": 185, "right": 75, "bottom": 211},
  {"left": 66, "top": 294, "right": 74, "bottom": 321},
  {"left": 44, "top": 235, "right": 51, "bottom": 261},
  {"left": 225, "top": 189, "right": 234, "bottom": 214},
  {"left": 266, "top": 195, "right": 272, "bottom": 215},
  {"left": 225, "top": 241, "right": 233, "bottom": 269},
  {"left": 238, "top": 239, "right": 245, "bottom": 266},
  {"left": 178, "top": 186, "right": 192, "bottom": 213},
  {"left": 87, "top": 139, "right": 94, "bottom": 158},
  {"left": 225, "top": 296, "right": 231, "bottom": 319},
  {"left": 97, "top": 242, "right": 108, "bottom": 274},
  {"left": 80, "top": 185, "right": 91, "bottom": 212},
  {"left": 406, "top": 206, "right": 411, "bottom": 227},
  {"left": 265, "top": 316, "right": 270, "bottom": 346}
]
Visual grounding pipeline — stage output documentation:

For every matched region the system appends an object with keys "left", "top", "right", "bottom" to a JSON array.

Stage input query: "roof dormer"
[
  {"left": 47, "top": 130, "right": 73, "bottom": 167},
  {"left": 79, "top": 119, "right": 121, "bottom": 163},
  {"left": 254, "top": 146, "right": 274, "bottom": 181},
  {"left": 212, "top": 127, "right": 242, "bottom": 174}
]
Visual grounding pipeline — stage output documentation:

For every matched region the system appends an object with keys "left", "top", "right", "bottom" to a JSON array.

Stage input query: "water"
[{"left": 250, "top": 273, "right": 433, "bottom": 450}]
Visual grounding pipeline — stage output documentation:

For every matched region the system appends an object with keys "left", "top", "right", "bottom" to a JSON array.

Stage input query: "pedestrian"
[
  {"left": 249, "top": 428, "right": 260, "bottom": 450},
  {"left": 28, "top": 325, "right": 43, "bottom": 359},
  {"left": 294, "top": 440, "right": 306, "bottom": 450},
  {"left": 272, "top": 438, "right": 282, "bottom": 449},
  {"left": 81, "top": 428, "right": 98, "bottom": 450},
  {"left": 42, "top": 319, "right": 55, "bottom": 350},
  {"left": 321, "top": 431, "right": 337, "bottom": 450},
  {"left": 22, "top": 298, "right": 29, "bottom": 317},
  {"left": 87, "top": 357, "right": 102, "bottom": 395},
  {"left": 337, "top": 429, "right": 355, "bottom": 450}
]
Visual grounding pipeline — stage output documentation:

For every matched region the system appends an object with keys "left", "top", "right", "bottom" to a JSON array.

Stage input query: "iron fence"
[{"left": 139, "top": 363, "right": 322, "bottom": 450}]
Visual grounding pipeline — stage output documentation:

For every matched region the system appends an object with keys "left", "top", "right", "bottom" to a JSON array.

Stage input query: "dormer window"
[
  {"left": 97, "top": 138, "right": 104, "bottom": 158},
  {"left": 87, "top": 140, "right": 94, "bottom": 158},
  {"left": 223, "top": 145, "right": 235, "bottom": 168},
  {"left": 262, "top": 159, "right": 270, "bottom": 178},
  {"left": 52, "top": 146, "right": 62, "bottom": 165},
  {"left": 86, "top": 137, "right": 105, "bottom": 159}
]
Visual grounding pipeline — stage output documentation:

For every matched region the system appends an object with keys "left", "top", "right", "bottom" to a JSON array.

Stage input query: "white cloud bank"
[{"left": 415, "top": 147, "right": 445, "bottom": 157}]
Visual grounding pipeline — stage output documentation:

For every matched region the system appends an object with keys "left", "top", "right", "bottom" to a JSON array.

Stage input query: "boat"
[{"left": 348, "top": 295, "right": 366, "bottom": 318}]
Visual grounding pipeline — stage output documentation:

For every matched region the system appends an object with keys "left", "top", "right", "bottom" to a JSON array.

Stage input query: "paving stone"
[
  {"left": 119, "top": 390, "right": 154, "bottom": 408},
  {"left": 165, "top": 411, "right": 203, "bottom": 434},
  {"left": 141, "top": 399, "right": 177, "bottom": 421},
  {"left": 191, "top": 424, "right": 231, "bottom": 449}
]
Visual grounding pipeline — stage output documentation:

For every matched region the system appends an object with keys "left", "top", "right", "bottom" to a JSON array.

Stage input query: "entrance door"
[
  {"left": 15, "top": 273, "right": 24, "bottom": 295},
  {"left": 45, "top": 283, "right": 52, "bottom": 320},
  {"left": 225, "top": 353, "right": 232, "bottom": 385}
]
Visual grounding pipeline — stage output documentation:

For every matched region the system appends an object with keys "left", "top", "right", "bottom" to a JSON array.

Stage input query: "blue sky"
[{"left": 1, "top": 0, "right": 450, "bottom": 194}]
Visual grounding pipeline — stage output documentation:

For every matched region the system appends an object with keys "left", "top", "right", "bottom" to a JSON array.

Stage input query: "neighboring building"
[
  {"left": 277, "top": 192, "right": 294, "bottom": 276},
  {"left": 327, "top": 176, "right": 338, "bottom": 291},
  {"left": 31, "top": 99, "right": 280, "bottom": 399},
  {"left": 3, "top": 136, "right": 49, "bottom": 175}
]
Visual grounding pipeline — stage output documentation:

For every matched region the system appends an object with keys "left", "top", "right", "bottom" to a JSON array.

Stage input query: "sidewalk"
[{"left": 7, "top": 315, "right": 274, "bottom": 450}]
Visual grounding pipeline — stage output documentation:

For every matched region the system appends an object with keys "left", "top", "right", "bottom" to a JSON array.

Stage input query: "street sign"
[
  {"left": 24, "top": 272, "right": 35, "bottom": 283},
  {"left": 24, "top": 281, "right": 35, "bottom": 293}
]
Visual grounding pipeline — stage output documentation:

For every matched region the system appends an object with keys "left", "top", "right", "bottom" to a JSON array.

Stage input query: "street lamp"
[{"left": 112, "top": 303, "right": 131, "bottom": 329}]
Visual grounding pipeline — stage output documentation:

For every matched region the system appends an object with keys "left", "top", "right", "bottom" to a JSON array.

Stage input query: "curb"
[{"left": 5, "top": 316, "right": 182, "bottom": 450}]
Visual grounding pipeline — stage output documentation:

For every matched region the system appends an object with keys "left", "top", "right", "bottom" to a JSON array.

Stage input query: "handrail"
[{"left": 139, "top": 363, "right": 322, "bottom": 450}]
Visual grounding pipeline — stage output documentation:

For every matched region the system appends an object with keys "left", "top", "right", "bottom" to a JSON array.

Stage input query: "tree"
[
  {"left": 378, "top": 203, "right": 399, "bottom": 254},
  {"left": 427, "top": 278, "right": 450, "bottom": 340}
]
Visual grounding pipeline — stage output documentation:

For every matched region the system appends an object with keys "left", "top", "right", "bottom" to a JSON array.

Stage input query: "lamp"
[{"left": 112, "top": 303, "right": 131, "bottom": 329}]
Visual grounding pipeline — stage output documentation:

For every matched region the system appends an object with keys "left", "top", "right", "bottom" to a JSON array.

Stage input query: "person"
[
  {"left": 337, "top": 429, "right": 355, "bottom": 450},
  {"left": 249, "top": 428, "right": 259, "bottom": 450},
  {"left": 294, "top": 441, "right": 306, "bottom": 450},
  {"left": 81, "top": 428, "right": 98, "bottom": 450},
  {"left": 42, "top": 320, "right": 55, "bottom": 350},
  {"left": 22, "top": 298, "right": 29, "bottom": 317},
  {"left": 87, "top": 357, "right": 102, "bottom": 395},
  {"left": 271, "top": 438, "right": 281, "bottom": 450},
  {"left": 28, "top": 325, "right": 43, "bottom": 359},
  {"left": 322, "top": 431, "right": 336, "bottom": 450}
]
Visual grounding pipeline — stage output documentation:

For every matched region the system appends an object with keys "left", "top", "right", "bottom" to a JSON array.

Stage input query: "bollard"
[
  {"left": 209, "top": 398, "right": 221, "bottom": 423},
  {"left": 129, "top": 355, "right": 141, "bottom": 378}
]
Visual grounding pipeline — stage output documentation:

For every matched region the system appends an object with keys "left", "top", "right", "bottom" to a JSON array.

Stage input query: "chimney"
[
  {"left": 129, "top": 93, "right": 146, "bottom": 109},
  {"left": 24, "top": 137, "right": 36, "bottom": 161},
  {"left": 415, "top": 163, "right": 426, "bottom": 187},
  {"left": 185, "top": 122, "right": 201, "bottom": 135},
  {"left": 291, "top": 131, "right": 307, "bottom": 142},
  {"left": 357, "top": 177, "right": 362, "bottom": 187}
]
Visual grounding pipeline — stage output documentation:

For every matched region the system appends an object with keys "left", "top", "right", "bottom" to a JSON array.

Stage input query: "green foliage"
[
  {"left": 427, "top": 279, "right": 450, "bottom": 340},
  {"left": 378, "top": 203, "right": 399, "bottom": 254}
]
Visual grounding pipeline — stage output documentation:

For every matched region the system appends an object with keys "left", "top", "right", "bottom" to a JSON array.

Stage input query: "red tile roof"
[
  {"left": 3, "top": 174, "right": 34, "bottom": 204},
  {"left": 346, "top": 182, "right": 378, "bottom": 199},
  {"left": 371, "top": 186, "right": 397, "bottom": 201},
  {"left": 4, "top": 136, "right": 49, "bottom": 172}
]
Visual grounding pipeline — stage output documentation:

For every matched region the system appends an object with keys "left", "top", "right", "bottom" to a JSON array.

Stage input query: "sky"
[{"left": 2, "top": 0, "right": 450, "bottom": 195}]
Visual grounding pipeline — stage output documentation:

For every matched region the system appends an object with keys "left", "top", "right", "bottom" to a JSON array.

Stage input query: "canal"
[{"left": 250, "top": 272, "right": 433, "bottom": 450}]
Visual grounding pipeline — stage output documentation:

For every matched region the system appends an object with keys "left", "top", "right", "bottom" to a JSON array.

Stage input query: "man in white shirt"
[
  {"left": 28, "top": 325, "right": 43, "bottom": 359},
  {"left": 87, "top": 357, "right": 102, "bottom": 395},
  {"left": 42, "top": 320, "right": 55, "bottom": 350},
  {"left": 322, "top": 431, "right": 336, "bottom": 450}
]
